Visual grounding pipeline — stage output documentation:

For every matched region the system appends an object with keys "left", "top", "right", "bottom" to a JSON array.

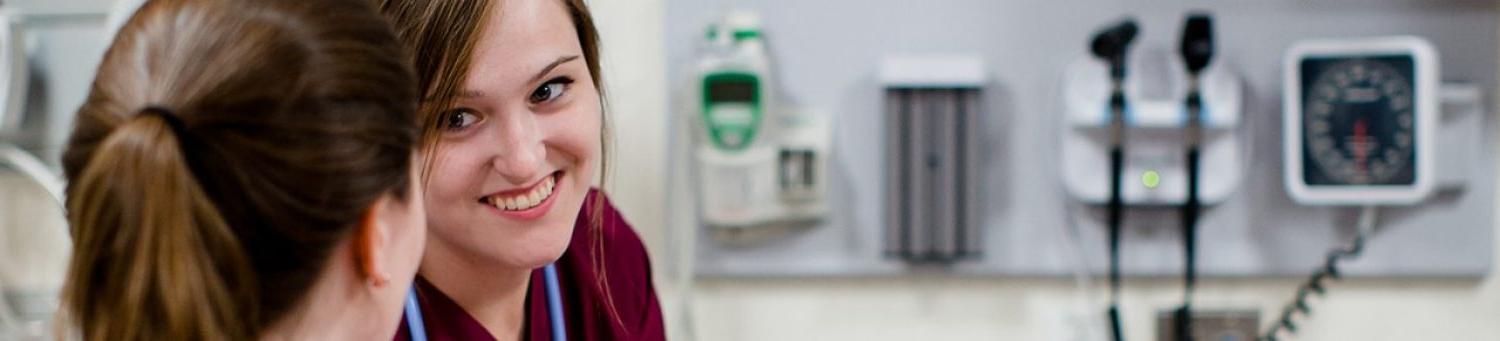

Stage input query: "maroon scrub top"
[{"left": 394, "top": 189, "right": 666, "bottom": 340}]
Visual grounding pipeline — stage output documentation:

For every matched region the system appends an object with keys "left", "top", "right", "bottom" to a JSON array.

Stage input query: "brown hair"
[
  {"left": 59, "top": 0, "right": 418, "bottom": 339},
  {"left": 375, "top": 0, "right": 621, "bottom": 327}
]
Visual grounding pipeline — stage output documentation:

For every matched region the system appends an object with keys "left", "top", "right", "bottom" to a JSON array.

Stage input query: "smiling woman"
[{"left": 377, "top": 0, "right": 665, "bottom": 340}]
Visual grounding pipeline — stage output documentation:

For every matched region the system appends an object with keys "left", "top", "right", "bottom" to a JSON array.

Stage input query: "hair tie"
[
  {"left": 137, "top": 105, "right": 205, "bottom": 177},
  {"left": 139, "top": 106, "right": 188, "bottom": 134}
]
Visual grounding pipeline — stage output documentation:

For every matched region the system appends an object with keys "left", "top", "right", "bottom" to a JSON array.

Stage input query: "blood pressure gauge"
[{"left": 1284, "top": 37, "right": 1437, "bottom": 205}]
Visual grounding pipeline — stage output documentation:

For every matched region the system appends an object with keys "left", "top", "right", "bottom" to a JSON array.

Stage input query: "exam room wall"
[
  {"left": 1, "top": 1, "right": 1498, "bottom": 340},
  {"left": 592, "top": 2, "right": 1500, "bottom": 341}
]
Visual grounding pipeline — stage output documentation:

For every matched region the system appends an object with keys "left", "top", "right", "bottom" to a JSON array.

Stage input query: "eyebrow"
[
  {"left": 454, "top": 55, "right": 582, "bottom": 99},
  {"left": 456, "top": 90, "right": 486, "bottom": 99},
  {"left": 529, "top": 55, "right": 581, "bottom": 85}
]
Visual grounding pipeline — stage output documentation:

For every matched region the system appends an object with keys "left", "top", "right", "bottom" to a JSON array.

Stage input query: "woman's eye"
[
  {"left": 529, "top": 77, "right": 575, "bottom": 104},
  {"left": 441, "top": 109, "right": 481, "bottom": 131}
]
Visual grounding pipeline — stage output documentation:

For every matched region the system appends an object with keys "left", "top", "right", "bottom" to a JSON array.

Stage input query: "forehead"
[{"left": 464, "top": 0, "right": 581, "bottom": 92}]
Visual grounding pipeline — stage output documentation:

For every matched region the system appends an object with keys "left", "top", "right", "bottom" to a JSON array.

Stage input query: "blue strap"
[
  {"left": 405, "top": 286, "right": 429, "bottom": 341},
  {"left": 543, "top": 263, "right": 568, "bottom": 341},
  {"left": 404, "top": 266, "right": 566, "bottom": 341}
]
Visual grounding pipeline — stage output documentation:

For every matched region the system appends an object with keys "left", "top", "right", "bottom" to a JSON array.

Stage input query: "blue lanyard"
[
  {"left": 541, "top": 264, "right": 568, "bottom": 341},
  {"left": 406, "top": 263, "right": 567, "bottom": 341},
  {"left": 403, "top": 285, "right": 429, "bottom": 340}
]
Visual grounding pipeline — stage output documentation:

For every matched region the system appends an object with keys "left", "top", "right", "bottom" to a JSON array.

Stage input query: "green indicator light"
[{"left": 1142, "top": 170, "right": 1161, "bottom": 189}]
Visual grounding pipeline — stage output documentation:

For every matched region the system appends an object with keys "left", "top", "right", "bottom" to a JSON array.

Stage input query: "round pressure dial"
[{"left": 1300, "top": 56, "right": 1417, "bottom": 186}]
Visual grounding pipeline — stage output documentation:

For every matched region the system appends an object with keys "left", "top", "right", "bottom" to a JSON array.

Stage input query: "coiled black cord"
[{"left": 1261, "top": 206, "right": 1378, "bottom": 341}]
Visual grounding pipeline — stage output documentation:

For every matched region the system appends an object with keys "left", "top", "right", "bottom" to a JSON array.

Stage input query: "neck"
[
  {"left": 421, "top": 243, "right": 535, "bottom": 340},
  {"left": 260, "top": 251, "right": 387, "bottom": 340}
]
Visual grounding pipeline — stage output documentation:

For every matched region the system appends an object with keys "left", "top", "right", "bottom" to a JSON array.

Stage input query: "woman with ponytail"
[{"left": 59, "top": 0, "right": 425, "bottom": 339}]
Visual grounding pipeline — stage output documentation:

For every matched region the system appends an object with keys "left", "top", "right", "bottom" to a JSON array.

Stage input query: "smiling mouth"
[{"left": 480, "top": 171, "right": 561, "bottom": 211}]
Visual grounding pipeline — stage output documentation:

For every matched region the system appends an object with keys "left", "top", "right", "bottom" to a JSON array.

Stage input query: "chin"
[
  {"left": 495, "top": 216, "right": 577, "bottom": 269},
  {"left": 516, "top": 185, "right": 590, "bottom": 267},
  {"left": 500, "top": 238, "right": 572, "bottom": 269}
]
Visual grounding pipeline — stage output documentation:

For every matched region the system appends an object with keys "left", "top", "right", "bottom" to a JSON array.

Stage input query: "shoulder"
[
  {"left": 565, "top": 188, "right": 666, "bottom": 339},
  {"left": 583, "top": 189, "right": 649, "bottom": 260},
  {"left": 573, "top": 189, "right": 655, "bottom": 289}
]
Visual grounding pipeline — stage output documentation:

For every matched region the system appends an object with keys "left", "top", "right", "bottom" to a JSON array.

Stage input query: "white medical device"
[
  {"left": 1268, "top": 37, "right": 1444, "bottom": 340},
  {"left": 1283, "top": 37, "right": 1437, "bottom": 205},
  {"left": 1060, "top": 43, "right": 1245, "bottom": 206},
  {"left": 692, "top": 10, "right": 828, "bottom": 230}
]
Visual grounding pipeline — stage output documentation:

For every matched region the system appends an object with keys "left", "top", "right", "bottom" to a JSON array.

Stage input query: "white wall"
[
  {"left": 589, "top": 1, "right": 1500, "bottom": 340},
  {"left": 590, "top": 0, "right": 669, "bottom": 269}
]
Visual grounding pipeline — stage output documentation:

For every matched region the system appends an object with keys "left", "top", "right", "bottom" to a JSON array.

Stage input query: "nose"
[{"left": 489, "top": 110, "right": 546, "bottom": 185}]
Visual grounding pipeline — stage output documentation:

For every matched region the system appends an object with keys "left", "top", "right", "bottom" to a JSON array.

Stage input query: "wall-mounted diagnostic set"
[
  {"left": 664, "top": 2, "right": 1496, "bottom": 341},
  {"left": 1065, "top": 13, "right": 1241, "bottom": 341}
]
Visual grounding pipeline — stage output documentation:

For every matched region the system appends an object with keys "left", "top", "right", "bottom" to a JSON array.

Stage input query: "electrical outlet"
[{"left": 1156, "top": 308, "right": 1259, "bottom": 341}]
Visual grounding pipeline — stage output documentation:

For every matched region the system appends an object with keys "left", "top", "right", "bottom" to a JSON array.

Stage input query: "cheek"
[
  {"left": 549, "top": 98, "right": 602, "bottom": 169},
  {"left": 423, "top": 146, "right": 486, "bottom": 218},
  {"left": 403, "top": 186, "right": 428, "bottom": 267}
]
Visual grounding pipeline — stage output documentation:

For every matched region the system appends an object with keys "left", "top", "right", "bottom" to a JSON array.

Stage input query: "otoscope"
[
  {"left": 1090, "top": 19, "right": 1138, "bottom": 341},
  {"left": 1174, "top": 13, "right": 1214, "bottom": 341}
]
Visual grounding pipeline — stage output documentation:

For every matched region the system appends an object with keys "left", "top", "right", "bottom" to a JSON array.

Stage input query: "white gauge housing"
[{"left": 1283, "top": 36, "right": 1437, "bottom": 205}]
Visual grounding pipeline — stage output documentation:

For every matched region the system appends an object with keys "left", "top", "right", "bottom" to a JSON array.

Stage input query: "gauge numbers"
[{"left": 1300, "top": 56, "right": 1417, "bottom": 186}]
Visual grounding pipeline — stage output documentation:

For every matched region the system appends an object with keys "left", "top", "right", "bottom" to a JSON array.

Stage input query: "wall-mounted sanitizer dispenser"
[
  {"left": 691, "top": 10, "right": 829, "bottom": 231},
  {"left": 1061, "top": 46, "right": 1244, "bottom": 205},
  {"left": 880, "top": 56, "right": 984, "bottom": 262}
]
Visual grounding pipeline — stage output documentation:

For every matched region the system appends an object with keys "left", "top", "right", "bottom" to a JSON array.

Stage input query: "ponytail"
[{"left": 62, "top": 110, "right": 257, "bottom": 340}]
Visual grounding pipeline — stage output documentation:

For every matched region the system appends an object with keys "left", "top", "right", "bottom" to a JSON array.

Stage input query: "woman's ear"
[{"left": 354, "top": 196, "right": 394, "bottom": 287}]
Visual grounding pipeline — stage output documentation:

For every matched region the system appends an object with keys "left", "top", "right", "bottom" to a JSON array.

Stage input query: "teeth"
[{"left": 487, "top": 175, "right": 558, "bottom": 212}]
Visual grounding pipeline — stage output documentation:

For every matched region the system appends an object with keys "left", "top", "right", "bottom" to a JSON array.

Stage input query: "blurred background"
[{"left": 3, "top": 0, "right": 1499, "bottom": 340}]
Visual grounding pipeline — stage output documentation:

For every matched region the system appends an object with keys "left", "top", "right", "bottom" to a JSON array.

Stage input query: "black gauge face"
[{"left": 1300, "top": 55, "right": 1417, "bottom": 186}]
